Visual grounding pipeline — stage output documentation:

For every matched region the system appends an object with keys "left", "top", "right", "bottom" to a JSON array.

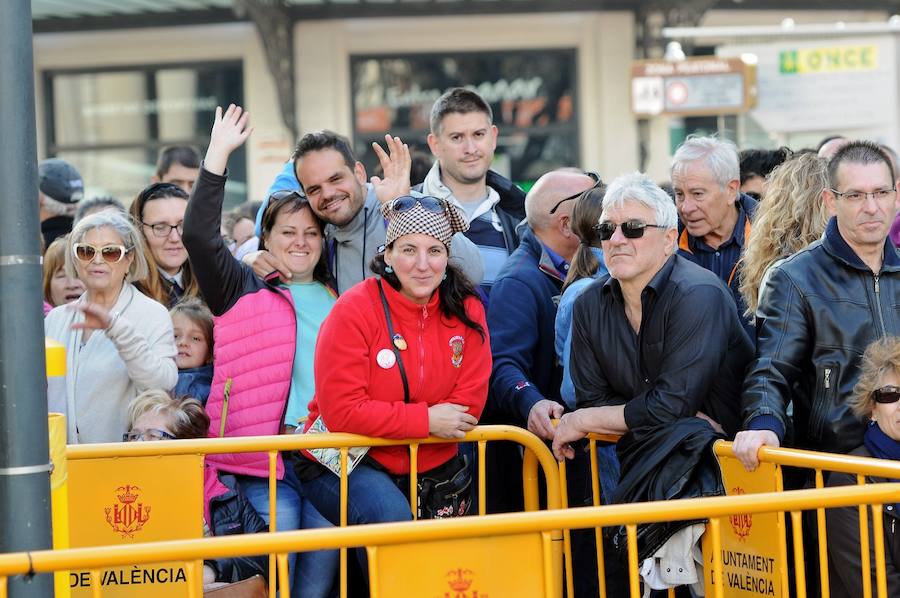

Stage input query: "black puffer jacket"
[
  {"left": 610, "top": 418, "right": 725, "bottom": 560},
  {"left": 742, "top": 217, "right": 900, "bottom": 453},
  {"left": 206, "top": 473, "right": 269, "bottom": 584},
  {"left": 825, "top": 445, "right": 900, "bottom": 596}
]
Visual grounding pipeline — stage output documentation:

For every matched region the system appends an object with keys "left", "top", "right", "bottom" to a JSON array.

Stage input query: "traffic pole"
[{"left": 0, "top": 0, "right": 55, "bottom": 596}]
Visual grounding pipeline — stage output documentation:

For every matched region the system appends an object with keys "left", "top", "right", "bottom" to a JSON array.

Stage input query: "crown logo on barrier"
[
  {"left": 439, "top": 568, "right": 487, "bottom": 598},
  {"left": 728, "top": 487, "right": 752, "bottom": 541},
  {"left": 105, "top": 485, "right": 151, "bottom": 538}
]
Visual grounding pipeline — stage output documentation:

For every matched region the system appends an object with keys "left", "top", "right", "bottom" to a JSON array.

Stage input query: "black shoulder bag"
[{"left": 376, "top": 279, "right": 472, "bottom": 519}]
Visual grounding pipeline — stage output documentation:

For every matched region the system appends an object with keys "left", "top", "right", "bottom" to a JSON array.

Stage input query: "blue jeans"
[
  {"left": 302, "top": 463, "right": 413, "bottom": 579},
  {"left": 236, "top": 465, "right": 338, "bottom": 598}
]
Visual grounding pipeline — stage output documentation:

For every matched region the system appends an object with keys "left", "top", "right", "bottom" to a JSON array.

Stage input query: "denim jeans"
[
  {"left": 236, "top": 465, "right": 339, "bottom": 598},
  {"left": 302, "top": 463, "right": 413, "bottom": 579}
]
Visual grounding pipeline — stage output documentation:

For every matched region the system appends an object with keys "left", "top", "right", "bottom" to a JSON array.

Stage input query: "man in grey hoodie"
[{"left": 249, "top": 131, "right": 483, "bottom": 293}]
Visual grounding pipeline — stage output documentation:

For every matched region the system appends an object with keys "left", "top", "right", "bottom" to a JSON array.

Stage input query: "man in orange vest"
[{"left": 671, "top": 136, "right": 757, "bottom": 338}]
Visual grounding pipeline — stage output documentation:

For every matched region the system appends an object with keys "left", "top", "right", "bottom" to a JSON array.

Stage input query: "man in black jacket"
[
  {"left": 420, "top": 87, "right": 526, "bottom": 295},
  {"left": 553, "top": 172, "right": 751, "bottom": 457},
  {"left": 734, "top": 141, "right": 900, "bottom": 471}
]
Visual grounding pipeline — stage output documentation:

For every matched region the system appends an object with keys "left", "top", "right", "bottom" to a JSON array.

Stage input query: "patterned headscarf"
[{"left": 382, "top": 195, "right": 469, "bottom": 247}]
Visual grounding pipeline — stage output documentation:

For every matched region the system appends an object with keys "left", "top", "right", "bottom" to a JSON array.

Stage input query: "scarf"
[{"left": 863, "top": 420, "right": 900, "bottom": 513}]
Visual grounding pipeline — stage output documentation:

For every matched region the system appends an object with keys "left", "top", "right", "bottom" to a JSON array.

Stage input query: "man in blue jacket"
[{"left": 483, "top": 169, "right": 595, "bottom": 512}]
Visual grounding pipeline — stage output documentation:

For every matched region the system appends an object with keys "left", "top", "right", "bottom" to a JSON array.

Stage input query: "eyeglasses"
[
  {"left": 829, "top": 188, "right": 897, "bottom": 203},
  {"left": 269, "top": 189, "right": 306, "bottom": 202},
  {"left": 549, "top": 172, "right": 604, "bottom": 215},
  {"left": 872, "top": 385, "right": 900, "bottom": 404},
  {"left": 142, "top": 222, "right": 184, "bottom": 238},
  {"left": 73, "top": 243, "right": 132, "bottom": 263},
  {"left": 390, "top": 195, "right": 445, "bottom": 214},
  {"left": 595, "top": 219, "right": 667, "bottom": 241},
  {"left": 122, "top": 428, "right": 176, "bottom": 442}
]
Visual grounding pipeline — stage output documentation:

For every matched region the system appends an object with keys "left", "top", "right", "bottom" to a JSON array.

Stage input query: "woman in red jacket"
[{"left": 296, "top": 193, "right": 491, "bottom": 576}]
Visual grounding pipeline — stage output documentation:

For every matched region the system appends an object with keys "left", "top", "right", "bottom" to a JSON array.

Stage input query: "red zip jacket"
[{"left": 304, "top": 277, "right": 491, "bottom": 474}]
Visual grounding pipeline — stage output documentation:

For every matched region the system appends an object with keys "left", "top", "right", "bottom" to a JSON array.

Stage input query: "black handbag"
[{"left": 377, "top": 279, "right": 473, "bottom": 520}]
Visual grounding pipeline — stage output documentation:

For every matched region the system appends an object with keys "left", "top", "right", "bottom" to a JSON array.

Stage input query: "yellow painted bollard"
[{"left": 47, "top": 339, "right": 71, "bottom": 597}]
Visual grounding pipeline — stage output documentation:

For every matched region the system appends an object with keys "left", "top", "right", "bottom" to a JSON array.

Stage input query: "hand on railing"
[
  {"left": 428, "top": 403, "right": 477, "bottom": 439},
  {"left": 732, "top": 429, "right": 781, "bottom": 472}
]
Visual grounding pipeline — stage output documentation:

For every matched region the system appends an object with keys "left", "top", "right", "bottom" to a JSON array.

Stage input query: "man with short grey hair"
[
  {"left": 554, "top": 172, "right": 751, "bottom": 453},
  {"left": 671, "top": 136, "right": 757, "bottom": 331}
]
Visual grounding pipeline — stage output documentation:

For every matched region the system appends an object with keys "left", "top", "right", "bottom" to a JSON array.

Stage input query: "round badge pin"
[
  {"left": 376, "top": 348, "right": 396, "bottom": 369},
  {"left": 392, "top": 334, "right": 408, "bottom": 351}
]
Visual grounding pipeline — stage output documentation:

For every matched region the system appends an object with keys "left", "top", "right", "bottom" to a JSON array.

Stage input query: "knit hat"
[
  {"left": 382, "top": 195, "right": 469, "bottom": 247},
  {"left": 39, "top": 158, "right": 84, "bottom": 204}
]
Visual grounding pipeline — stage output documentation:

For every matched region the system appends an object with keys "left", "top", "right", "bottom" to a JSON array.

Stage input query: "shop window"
[
  {"left": 350, "top": 49, "right": 579, "bottom": 187},
  {"left": 44, "top": 61, "right": 246, "bottom": 208}
]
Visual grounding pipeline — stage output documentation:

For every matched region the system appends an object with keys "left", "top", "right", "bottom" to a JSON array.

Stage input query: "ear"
[
  {"left": 664, "top": 227, "right": 678, "bottom": 255},
  {"left": 353, "top": 161, "right": 367, "bottom": 186},
  {"left": 426, "top": 132, "right": 439, "bottom": 156},
  {"left": 823, "top": 187, "right": 838, "bottom": 218},
  {"left": 558, "top": 214, "right": 574, "bottom": 238},
  {"left": 489, "top": 125, "right": 499, "bottom": 152},
  {"left": 727, "top": 178, "right": 740, "bottom": 203}
]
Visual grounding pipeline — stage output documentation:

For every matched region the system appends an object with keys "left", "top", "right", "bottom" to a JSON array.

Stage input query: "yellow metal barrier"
[
  {"left": 570, "top": 434, "right": 900, "bottom": 598},
  {"left": 62, "top": 426, "right": 563, "bottom": 598},
  {"left": 1, "top": 483, "right": 897, "bottom": 598}
]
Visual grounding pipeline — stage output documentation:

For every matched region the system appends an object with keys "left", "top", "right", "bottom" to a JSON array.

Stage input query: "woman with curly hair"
[{"left": 739, "top": 152, "right": 829, "bottom": 317}]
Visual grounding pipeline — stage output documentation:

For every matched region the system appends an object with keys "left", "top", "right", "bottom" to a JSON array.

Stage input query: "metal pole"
[{"left": 0, "top": 0, "right": 55, "bottom": 596}]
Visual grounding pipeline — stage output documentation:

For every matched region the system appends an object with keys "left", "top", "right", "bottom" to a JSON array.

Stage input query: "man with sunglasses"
[
  {"left": 671, "top": 136, "right": 758, "bottom": 336},
  {"left": 484, "top": 169, "right": 595, "bottom": 512},
  {"left": 249, "top": 130, "right": 483, "bottom": 294},
  {"left": 418, "top": 88, "right": 526, "bottom": 295},
  {"left": 735, "top": 141, "right": 900, "bottom": 474}
]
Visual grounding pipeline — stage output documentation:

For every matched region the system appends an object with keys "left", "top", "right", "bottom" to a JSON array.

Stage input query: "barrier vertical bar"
[
  {"left": 626, "top": 524, "right": 640, "bottom": 598},
  {"left": 0, "top": 577, "right": 6, "bottom": 598},
  {"left": 89, "top": 570, "right": 101, "bottom": 598},
  {"left": 268, "top": 451, "right": 278, "bottom": 597},
  {"left": 775, "top": 464, "right": 789, "bottom": 595},
  {"left": 815, "top": 468, "right": 829, "bottom": 597},
  {"left": 409, "top": 444, "right": 419, "bottom": 520},
  {"left": 709, "top": 517, "right": 724, "bottom": 598},
  {"left": 790, "top": 510, "right": 807, "bottom": 598},
  {"left": 522, "top": 449, "right": 539, "bottom": 512},
  {"left": 871, "top": 504, "right": 887, "bottom": 598},
  {"left": 557, "top": 459, "right": 574, "bottom": 598},
  {"left": 185, "top": 560, "right": 198, "bottom": 598},
  {"left": 589, "top": 439, "right": 607, "bottom": 598},
  {"left": 477, "top": 440, "right": 487, "bottom": 516},
  {"left": 339, "top": 448, "right": 349, "bottom": 598},
  {"left": 857, "top": 474, "right": 872, "bottom": 598},
  {"left": 277, "top": 553, "right": 290, "bottom": 596}
]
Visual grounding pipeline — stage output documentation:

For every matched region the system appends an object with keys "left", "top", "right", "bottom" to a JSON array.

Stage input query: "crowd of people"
[{"left": 39, "top": 85, "right": 900, "bottom": 596}]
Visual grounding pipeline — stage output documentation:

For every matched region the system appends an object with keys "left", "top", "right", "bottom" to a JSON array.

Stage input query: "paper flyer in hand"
[{"left": 302, "top": 416, "right": 369, "bottom": 477}]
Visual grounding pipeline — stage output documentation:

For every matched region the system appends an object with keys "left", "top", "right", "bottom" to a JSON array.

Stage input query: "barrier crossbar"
[
  {"left": 62, "top": 425, "right": 563, "bottom": 598},
  {"left": 0, "top": 483, "right": 897, "bottom": 598}
]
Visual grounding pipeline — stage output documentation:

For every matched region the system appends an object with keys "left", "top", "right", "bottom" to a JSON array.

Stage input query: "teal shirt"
[{"left": 283, "top": 281, "right": 335, "bottom": 427}]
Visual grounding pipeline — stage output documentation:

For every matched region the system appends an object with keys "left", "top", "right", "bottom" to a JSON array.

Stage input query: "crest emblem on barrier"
[
  {"left": 449, "top": 335, "right": 465, "bottom": 368},
  {"left": 105, "top": 485, "right": 151, "bottom": 538},
  {"left": 728, "top": 486, "right": 752, "bottom": 541},
  {"left": 440, "top": 567, "right": 487, "bottom": 598}
]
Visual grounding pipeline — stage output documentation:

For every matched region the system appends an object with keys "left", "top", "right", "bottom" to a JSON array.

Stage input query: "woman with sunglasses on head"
[
  {"left": 44, "top": 210, "right": 177, "bottom": 444},
  {"left": 182, "top": 105, "right": 338, "bottom": 598},
  {"left": 294, "top": 187, "right": 491, "bottom": 585},
  {"left": 130, "top": 182, "right": 200, "bottom": 308},
  {"left": 826, "top": 336, "right": 900, "bottom": 595}
]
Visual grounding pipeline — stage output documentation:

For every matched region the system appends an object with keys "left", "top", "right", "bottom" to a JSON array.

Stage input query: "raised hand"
[
  {"left": 204, "top": 104, "right": 252, "bottom": 176},
  {"left": 69, "top": 302, "right": 113, "bottom": 332},
  {"left": 370, "top": 134, "right": 412, "bottom": 205}
]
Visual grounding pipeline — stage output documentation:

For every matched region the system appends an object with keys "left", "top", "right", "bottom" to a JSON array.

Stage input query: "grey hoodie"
[{"left": 328, "top": 184, "right": 484, "bottom": 294}]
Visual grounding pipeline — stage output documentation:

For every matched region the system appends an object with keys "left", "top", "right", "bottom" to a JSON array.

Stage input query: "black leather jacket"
[{"left": 742, "top": 217, "right": 900, "bottom": 453}]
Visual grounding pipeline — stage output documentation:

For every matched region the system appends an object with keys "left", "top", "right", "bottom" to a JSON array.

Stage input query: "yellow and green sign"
[{"left": 779, "top": 45, "right": 877, "bottom": 74}]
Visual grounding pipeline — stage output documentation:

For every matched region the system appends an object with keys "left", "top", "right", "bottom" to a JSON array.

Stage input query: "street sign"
[{"left": 631, "top": 57, "right": 757, "bottom": 117}]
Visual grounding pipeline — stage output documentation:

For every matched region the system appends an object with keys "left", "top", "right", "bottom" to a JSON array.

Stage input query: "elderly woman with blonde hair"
[
  {"left": 738, "top": 152, "right": 829, "bottom": 317},
  {"left": 826, "top": 336, "right": 900, "bottom": 595},
  {"left": 44, "top": 210, "right": 177, "bottom": 444}
]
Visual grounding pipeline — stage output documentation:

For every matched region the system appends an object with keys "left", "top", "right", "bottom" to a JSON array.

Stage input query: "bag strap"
[{"left": 376, "top": 279, "right": 410, "bottom": 404}]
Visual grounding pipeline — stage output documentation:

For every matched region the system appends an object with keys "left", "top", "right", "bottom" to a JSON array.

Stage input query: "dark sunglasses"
[
  {"left": 872, "top": 385, "right": 900, "bottom": 404},
  {"left": 390, "top": 195, "right": 445, "bottom": 214},
  {"left": 73, "top": 243, "right": 132, "bottom": 263},
  {"left": 595, "top": 220, "right": 666, "bottom": 241},
  {"left": 549, "top": 172, "right": 604, "bottom": 215}
]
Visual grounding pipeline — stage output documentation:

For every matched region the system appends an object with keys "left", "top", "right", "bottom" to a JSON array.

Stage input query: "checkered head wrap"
[{"left": 382, "top": 195, "right": 469, "bottom": 247}]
